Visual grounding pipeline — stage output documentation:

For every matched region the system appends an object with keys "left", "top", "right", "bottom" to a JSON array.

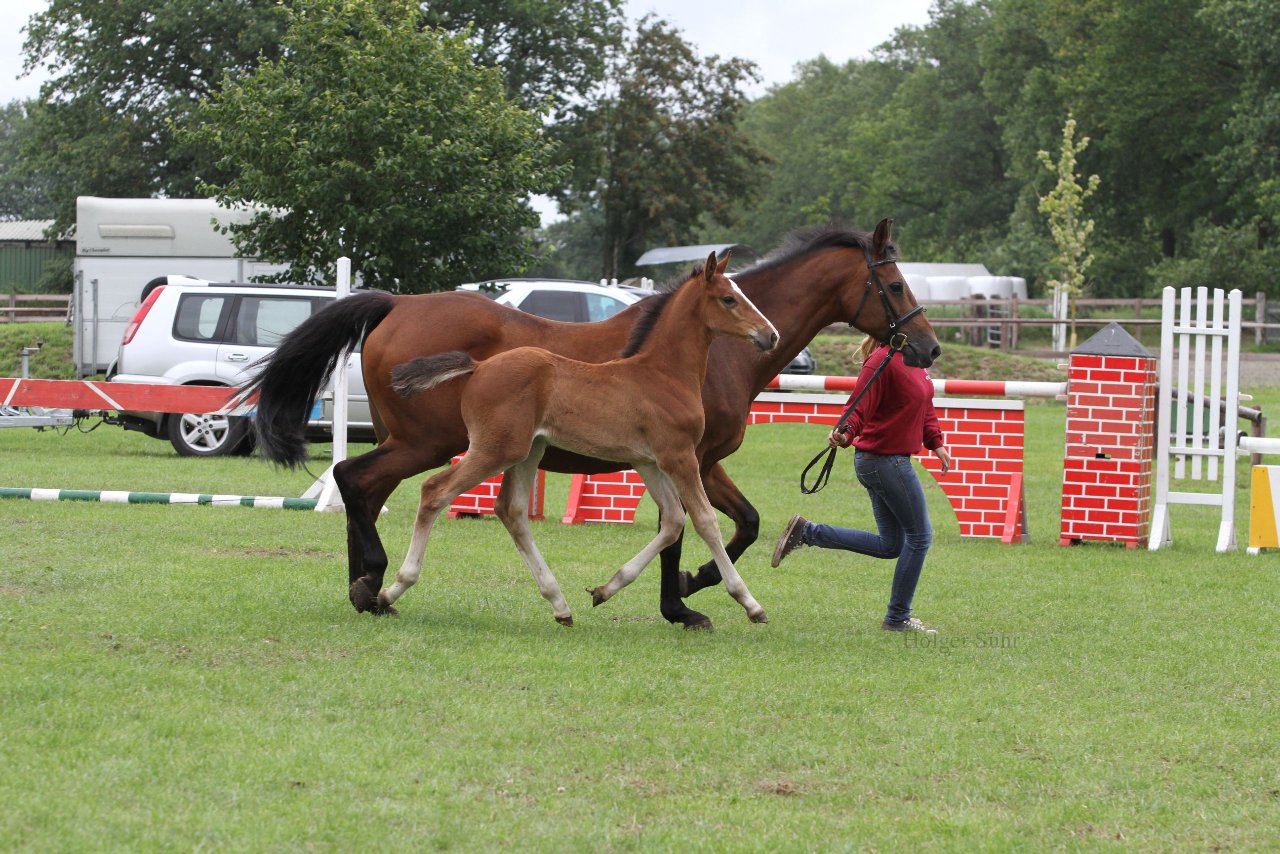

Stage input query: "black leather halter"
[{"left": 848, "top": 248, "right": 927, "bottom": 350}]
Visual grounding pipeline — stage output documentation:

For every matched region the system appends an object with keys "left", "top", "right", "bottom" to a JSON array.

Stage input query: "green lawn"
[{"left": 2, "top": 392, "right": 1278, "bottom": 851}]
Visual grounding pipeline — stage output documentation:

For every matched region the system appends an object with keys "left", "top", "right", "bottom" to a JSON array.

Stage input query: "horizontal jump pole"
[
  {"left": 765, "top": 374, "right": 1066, "bottom": 398},
  {"left": 0, "top": 487, "right": 317, "bottom": 511},
  {"left": 0, "top": 378, "right": 255, "bottom": 415},
  {"left": 1239, "top": 436, "right": 1280, "bottom": 456}
]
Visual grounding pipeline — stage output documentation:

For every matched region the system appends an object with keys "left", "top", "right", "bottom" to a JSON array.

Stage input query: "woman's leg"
[{"left": 800, "top": 452, "right": 932, "bottom": 622}]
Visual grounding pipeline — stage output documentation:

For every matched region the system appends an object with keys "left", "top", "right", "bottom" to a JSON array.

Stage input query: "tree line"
[{"left": 2, "top": 0, "right": 1277, "bottom": 299}]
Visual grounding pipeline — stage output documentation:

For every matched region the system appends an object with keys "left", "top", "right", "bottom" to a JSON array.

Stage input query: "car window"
[
  {"left": 173, "top": 294, "right": 229, "bottom": 342},
  {"left": 519, "top": 290, "right": 581, "bottom": 322},
  {"left": 232, "top": 296, "right": 321, "bottom": 346},
  {"left": 583, "top": 293, "right": 629, "bottom": 322}
]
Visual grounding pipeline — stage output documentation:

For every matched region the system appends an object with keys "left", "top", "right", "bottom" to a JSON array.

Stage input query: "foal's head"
[{"left": 694, "top": 251, "right": 779, "bottom": 353}]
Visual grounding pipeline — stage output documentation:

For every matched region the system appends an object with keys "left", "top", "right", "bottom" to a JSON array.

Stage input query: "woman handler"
[{"left": 771, "top": 336, "right": 951, "bottom": 633}]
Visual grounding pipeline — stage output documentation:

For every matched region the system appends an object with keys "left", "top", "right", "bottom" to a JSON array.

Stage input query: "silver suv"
[{"left": 111, "top": 279, "right": 372, "bottom": 456}]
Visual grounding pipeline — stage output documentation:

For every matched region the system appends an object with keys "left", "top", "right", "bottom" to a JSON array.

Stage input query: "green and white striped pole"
[{"left": 0, "top": 487, "right": 318, "bottom": 511}]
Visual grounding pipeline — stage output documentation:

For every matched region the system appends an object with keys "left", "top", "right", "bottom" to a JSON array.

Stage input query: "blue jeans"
[{"left": 802, "top": 451, "right": 933, "bottom": 622}]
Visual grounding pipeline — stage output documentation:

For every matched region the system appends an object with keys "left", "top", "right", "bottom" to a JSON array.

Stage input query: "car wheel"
[{"left": 166, "top": 411, "right": 251, "bottom": 457}]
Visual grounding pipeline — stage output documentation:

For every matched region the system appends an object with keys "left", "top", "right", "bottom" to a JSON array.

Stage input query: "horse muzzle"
[{"left": 752, "top": 329, "right": 780, "bottom": 353}]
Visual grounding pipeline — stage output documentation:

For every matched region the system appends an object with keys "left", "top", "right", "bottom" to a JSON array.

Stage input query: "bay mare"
[
  {"left": 243, "top": 218, "right": 940, "bottom": 629},
  {"left": 377, "top": 254, "right": 778, "bottom": 625}
]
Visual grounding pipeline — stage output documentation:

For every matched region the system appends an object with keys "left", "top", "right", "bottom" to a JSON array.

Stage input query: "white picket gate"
[{"left": 1149, "top": 286, "right": 1242, "bottom": 553}]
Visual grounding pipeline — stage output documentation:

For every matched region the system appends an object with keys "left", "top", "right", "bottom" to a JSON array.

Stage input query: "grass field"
[{"left": 2, "top": 387, "right": 1279, "bottom": 851}]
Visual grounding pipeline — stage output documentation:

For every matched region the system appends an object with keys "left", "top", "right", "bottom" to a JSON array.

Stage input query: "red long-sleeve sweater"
[{"left": 839, "top": 345, "right": 944, "bottom": 455}]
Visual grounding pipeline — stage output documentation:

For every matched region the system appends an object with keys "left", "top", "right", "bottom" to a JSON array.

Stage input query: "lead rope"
[{"left": 798, "top": 343, "right": 902, "bottom": 494}]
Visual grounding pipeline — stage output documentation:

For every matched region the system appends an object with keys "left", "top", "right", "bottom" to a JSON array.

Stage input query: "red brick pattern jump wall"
[
  {"left": 1058, "top": 327, "right": 1158, "bottom": 548},
  {"left": 446, "top": 456, "right": 545, "bottom": 520},
  {"left": 560, "top": 470, "right": 647, "bottom": 525},
  {"left": 748, "top": 393, "right": 1027, "bottom": 540}
]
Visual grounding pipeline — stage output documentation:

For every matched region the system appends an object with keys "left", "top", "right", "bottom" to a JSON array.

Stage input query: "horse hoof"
[
  {"left": 749, "top": 609, "right": 769, "bottom": 624},
  {"left": 586, "top": 586, "right": 608, "bottom": 607},
  {"left": 555, "top": 615, "right": 574, "bottom": 628},
  {"left": 683, "top": 616, "right": 714, "bottom": 631},
  {"left": 349, "top": 579, "right": 378, "bottom": 613}
]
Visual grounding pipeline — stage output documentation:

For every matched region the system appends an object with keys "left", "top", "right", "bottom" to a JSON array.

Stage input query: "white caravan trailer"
[{"left": 73, "top": 197, "right": 288, "bottom": 377}]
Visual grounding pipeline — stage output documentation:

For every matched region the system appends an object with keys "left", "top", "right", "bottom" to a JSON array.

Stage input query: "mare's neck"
[{"left": 733, "top": 250, "right": 861, "bottom": 386}]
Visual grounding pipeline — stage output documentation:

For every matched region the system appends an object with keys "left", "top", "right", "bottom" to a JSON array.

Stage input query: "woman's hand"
[
  {"left": 933, "top": 446, "right": 952, "bottom": 475},
  {"left": 828, "top": 427, "right": 853, "bottom": 449}
]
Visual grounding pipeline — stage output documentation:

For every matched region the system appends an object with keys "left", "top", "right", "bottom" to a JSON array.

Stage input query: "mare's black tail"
[{"left": 240, "top": 291, "right": 395, "bottom": 467}]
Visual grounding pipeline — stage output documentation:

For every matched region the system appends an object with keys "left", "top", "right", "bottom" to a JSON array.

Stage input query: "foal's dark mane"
[
  {"left": 738, "top": 227, "right": 896, "bottom": 278},
  {"left": 620, "top": 266, "right": 703, "bottom": 357}
]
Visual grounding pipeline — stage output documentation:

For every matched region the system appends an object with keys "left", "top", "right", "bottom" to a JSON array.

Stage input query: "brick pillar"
[{"left": 1059, "top": 323, "right": 1157, "bottom": 547}]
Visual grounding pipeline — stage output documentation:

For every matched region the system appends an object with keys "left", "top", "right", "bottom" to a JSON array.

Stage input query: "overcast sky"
[{"left": 2, "top": 0, "right": 936, "bottom": 103}]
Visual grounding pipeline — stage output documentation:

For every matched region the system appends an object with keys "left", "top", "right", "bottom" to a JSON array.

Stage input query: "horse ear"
[
  {"left": 873, "top": 217, "right": 894, "bottom": 258},
  {"left": 704, "top": 251, "right": 718, "bottom": 282},
  {"left": 715, "top": 250, "right": 731, "bottom": 275}
]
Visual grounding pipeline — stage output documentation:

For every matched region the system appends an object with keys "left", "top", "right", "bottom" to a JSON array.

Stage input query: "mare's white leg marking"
[
  {"left": 591, "top": 464, "right": 684, "bottom": 604},
  {"left": 495, "top": 441, "right": 572, "bottom": 624}
]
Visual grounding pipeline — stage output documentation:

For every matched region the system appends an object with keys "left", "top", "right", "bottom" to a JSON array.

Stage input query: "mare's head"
[
  {"left": 693, "top": 251, "right": 779, "bottom": 353},
  {"left": 840, "top": 218, "right": 940, "bottom": 368}
]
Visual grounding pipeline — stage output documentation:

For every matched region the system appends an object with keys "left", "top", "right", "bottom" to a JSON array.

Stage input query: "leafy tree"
[
  {"left": 420, "top": 0, "right": 624, "bottom": 116},
  {"left": 0, "top": 100, "right": 56, "bottom": 221},
  {"left": 20, "top": 0, "right": 287, "bottom": 232},
  {"left": 554, "top": 16, "right": 767, "bottom": 279},
  {"left": 188, "top": 0, "right": 563, "bottom": 292},
  {"left": 1038, "top": 115, "right": 1099, "bottom": 349}
]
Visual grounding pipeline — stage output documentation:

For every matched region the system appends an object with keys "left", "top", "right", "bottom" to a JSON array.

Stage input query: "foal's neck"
[{"left": 629, "top": 282, "right": 718, "bottom": 387}]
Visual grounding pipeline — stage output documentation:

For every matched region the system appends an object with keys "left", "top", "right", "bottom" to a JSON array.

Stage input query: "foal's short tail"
[
  {"left": 239, "top": 290, "right": 396, "bottom": 468},
  {"left": 390, "top": 352, "right": 477, "bottom": 398}
]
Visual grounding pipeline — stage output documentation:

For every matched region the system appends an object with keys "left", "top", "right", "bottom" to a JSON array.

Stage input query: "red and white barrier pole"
[{"left": 764, "top": 374, "right": 1066, "bottom": 399}]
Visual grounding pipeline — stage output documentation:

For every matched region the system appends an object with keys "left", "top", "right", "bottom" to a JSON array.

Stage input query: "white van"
[{"left": 73, "top": 196, "right": 290, "bottom": 377}]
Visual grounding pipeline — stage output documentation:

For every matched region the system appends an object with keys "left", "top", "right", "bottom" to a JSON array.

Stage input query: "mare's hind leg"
[
  {"left": 677, "top": 462, "right": 759, "bottom": 598},
  {"left": 588, "top": 463, "right": 685, "bottom": 608},
  {"left": 377, "top": 450, "right": 511, "bottom": 612},
  {"left": 662, "top": 453, "right": 767, "bottom": 623},
  {"left": 494, "top": 440, "right": 573, "bottom": 627}
]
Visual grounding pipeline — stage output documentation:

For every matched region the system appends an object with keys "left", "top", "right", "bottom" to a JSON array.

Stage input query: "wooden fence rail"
[{"left": 3, "top": 293, "right": 71, "bottom": 324}]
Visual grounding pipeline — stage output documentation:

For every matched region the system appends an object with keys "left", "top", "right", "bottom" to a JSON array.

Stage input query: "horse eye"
[
  {"left": 721, "top": 295, "right": 737, "bottom": 306},
  {"left": 889, "top": 281, "right": 904, "bottom": 294}
]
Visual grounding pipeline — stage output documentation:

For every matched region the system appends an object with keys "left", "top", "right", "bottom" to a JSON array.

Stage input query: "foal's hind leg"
[
  {"left": 587, "top": 463, "right": 685, "bottom": 608},
  {"left": 377, "top": 450, "right": 510, "bottom": 612},
  {"left": 494, "top": 440, "right": 573, "bottom": 626}
]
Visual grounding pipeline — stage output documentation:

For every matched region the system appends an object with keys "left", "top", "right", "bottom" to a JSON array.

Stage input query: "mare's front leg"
[
  {"left": 677, "top": 462, "right": 759, "bottom": 598},
  {"left": 663, "top": 454, "right": 767, "bottom": 624},
  {"left": 494, "top": 441, "right": 574, "bottom": 627},
  {"left": 589, "top": 463, "right": 685, "bottom": 610}
]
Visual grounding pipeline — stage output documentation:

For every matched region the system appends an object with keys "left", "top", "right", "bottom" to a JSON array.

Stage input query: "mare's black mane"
[{"left": 739, "top": 227, "right": 896, "bottom": 278}]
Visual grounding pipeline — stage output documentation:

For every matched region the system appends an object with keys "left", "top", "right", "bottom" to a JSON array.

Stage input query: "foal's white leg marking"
[
  {"left": 668, "top": 459, "right": 766, "bottom": 621},
  {"left": 494, "top": 441, "right": 572, "bottom": 625},
  {"left": 380, "top": 454, "right": 502, "bottom": 606},
  {"left": 591, "top": 463, "right": 685, "bottom": 604}
]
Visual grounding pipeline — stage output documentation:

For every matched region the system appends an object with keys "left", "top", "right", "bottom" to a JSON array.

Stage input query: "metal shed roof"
[
  {"left": 0, "top": 220, "right": 60, "bottom": 243},
  {"left": 634, "top": 243, "right": 756, "bottom": 266}
]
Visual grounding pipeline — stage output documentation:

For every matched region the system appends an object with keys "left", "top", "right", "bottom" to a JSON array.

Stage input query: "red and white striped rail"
[
  {"left": 765, "top": 374, "right": 1065, "bottom": 399},
  {"left": 0, "top": 378, "right": 253, "bottom": 415}
]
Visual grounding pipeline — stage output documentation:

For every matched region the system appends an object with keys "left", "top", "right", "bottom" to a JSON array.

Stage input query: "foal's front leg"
[
  {"left": 664, "top": 455, "right": 767, "bottom": 623},
  {"left": 587, "top": 463, "right": 685, "bottom": 607}
]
